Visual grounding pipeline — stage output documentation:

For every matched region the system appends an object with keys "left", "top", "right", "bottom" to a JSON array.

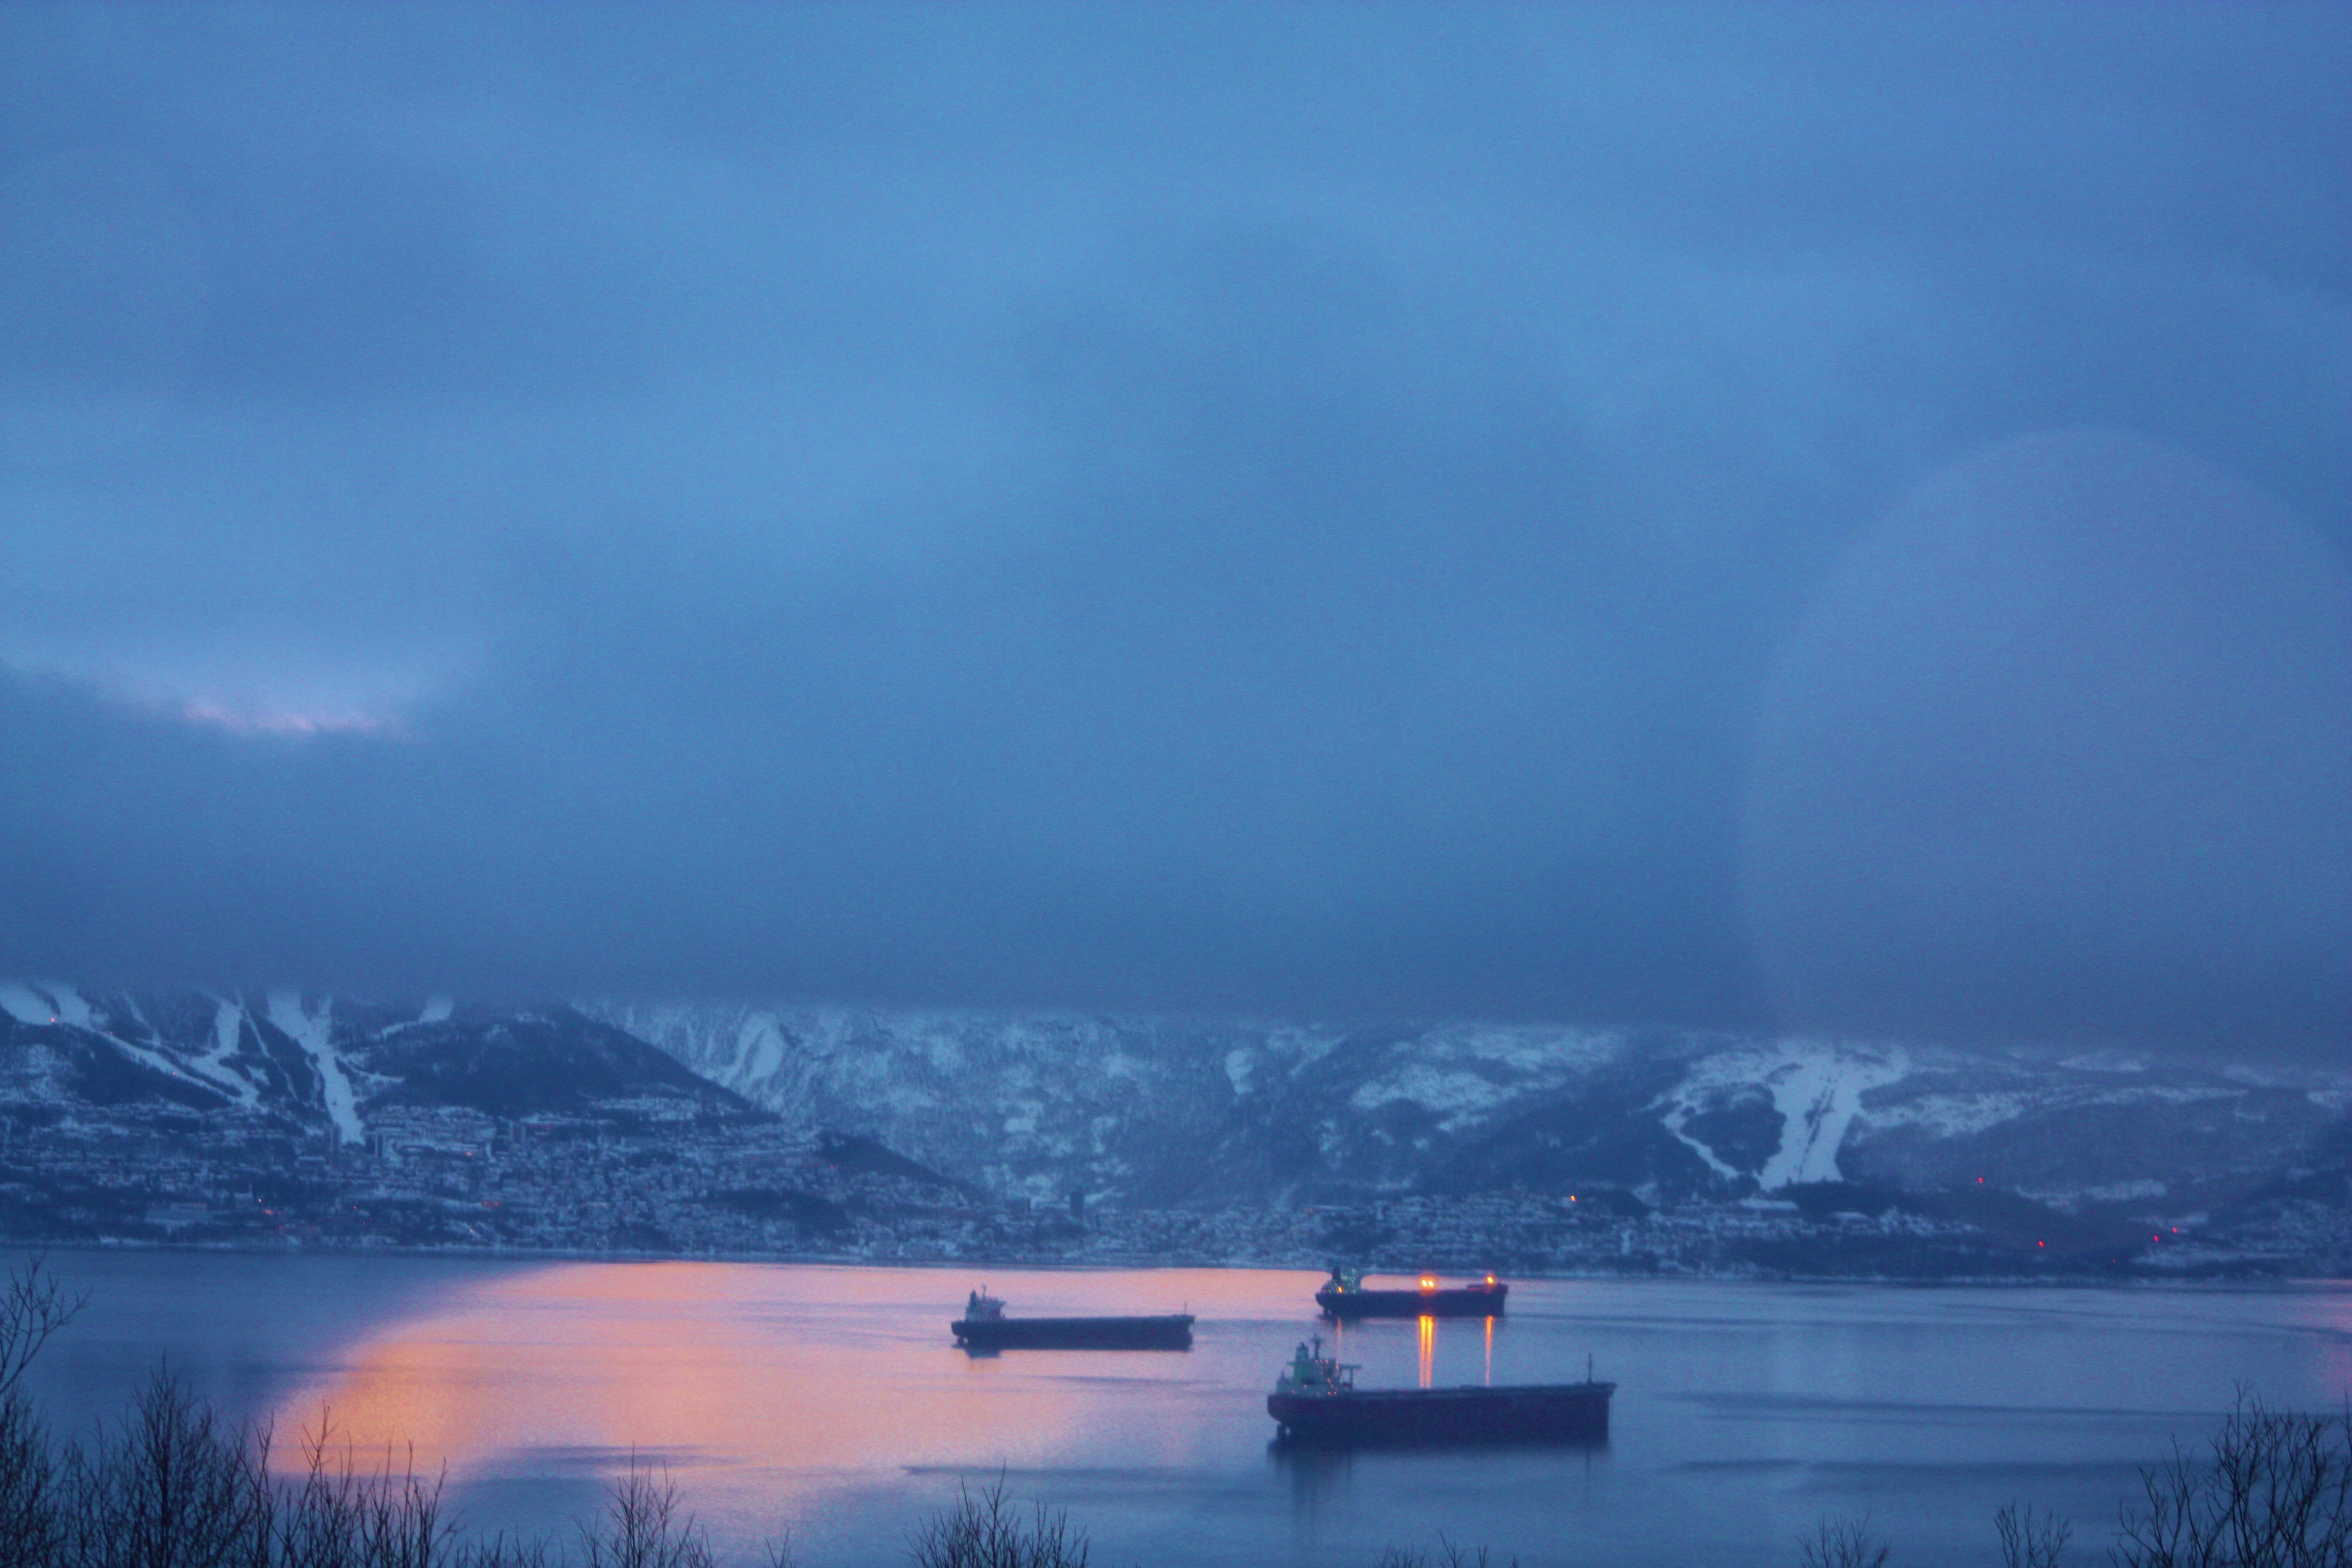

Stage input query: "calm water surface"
[{"left": 20, "top": 1252, "right": 2352, "bottom": 1566}]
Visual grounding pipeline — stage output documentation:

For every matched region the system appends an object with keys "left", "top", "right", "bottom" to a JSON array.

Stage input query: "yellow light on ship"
[
  {"left": 1484, "top": 1274, "right": 1496, "bottom": 1287},
  {"left": 1418, "top": 1273, "right": 1437, "bottom": 1293}
]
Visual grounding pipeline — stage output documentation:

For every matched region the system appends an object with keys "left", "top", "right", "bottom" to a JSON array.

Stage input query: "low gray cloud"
[{"left": 1, "top": 5, "right": 2346, "bottom": 1052}]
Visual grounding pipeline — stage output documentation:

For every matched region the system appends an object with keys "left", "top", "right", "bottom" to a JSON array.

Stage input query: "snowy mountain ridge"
[
  {"left": 0, "top": 981, "right": 745, "bottom": 1134},
  {"left": 5, "top": 981, "right": 2346, "bottom": 1215},
  {"left": 574, "top": 1000, "right": 2351, "bottom": 1212}
]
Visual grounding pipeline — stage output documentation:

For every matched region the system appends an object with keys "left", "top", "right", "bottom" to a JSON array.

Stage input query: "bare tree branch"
[{"left": 0, "top": 1254, "right": 88, "bottom": 1398}]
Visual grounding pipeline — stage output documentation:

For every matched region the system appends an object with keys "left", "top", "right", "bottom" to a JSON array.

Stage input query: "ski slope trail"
[{"left": 267, "top": 989, "right": 364, "bottom": 1144}]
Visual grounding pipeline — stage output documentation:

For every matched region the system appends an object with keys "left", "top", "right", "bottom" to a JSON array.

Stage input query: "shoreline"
[{"left": 12, "top": 1234, "right": 2345, "bottom": 1291}]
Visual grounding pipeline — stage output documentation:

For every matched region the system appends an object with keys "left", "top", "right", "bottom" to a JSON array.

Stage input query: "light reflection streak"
[
  {"left": 1417, "top": 1315, "right": 1434, "bottom": 1390},
  {"left": 1483, "top": 1314, "right": 1493, "bottom": 1387},
  {"left": 268, "top": 1262, "right": 1136, "bottom": 1502}
]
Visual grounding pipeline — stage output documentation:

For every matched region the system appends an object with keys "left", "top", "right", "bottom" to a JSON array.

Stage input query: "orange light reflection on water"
[
  {"left": 266, "top": 1262, "right": 1182, "bottom": 1494},
  {"left": 1416, "top": 1315, "right": 1434, "bottom": 1390}
]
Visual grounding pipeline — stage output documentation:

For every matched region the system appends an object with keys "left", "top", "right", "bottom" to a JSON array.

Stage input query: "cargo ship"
[
  {"left": 1314, "top": 1266, "right": 1509, "bottom": 1319},
  {"left": 1266, "top": 1337, "right": 1613, "bottom": 1444},
  {"left": 950, "top": 1289, "right": 1194, "bottom": 1351}
]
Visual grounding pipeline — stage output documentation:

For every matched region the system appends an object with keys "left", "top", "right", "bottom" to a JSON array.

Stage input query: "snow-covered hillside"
[
  {"left": 577, "top": 1000, "right": 2352, "bottom": 1211},
  {"left": 0, "top": 982, "right": 744, "bottom": 1138},
  {"left": 8, "top": 981, "right": 2345, "bottom": 1212}
]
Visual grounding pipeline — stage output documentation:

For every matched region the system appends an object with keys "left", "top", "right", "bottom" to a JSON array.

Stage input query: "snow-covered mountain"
[
  {"left": 579, "top": 1001, "right": 2352, "bottom": 1212},
  {"left": 0, "top": 982, "right": 746, "bottom": 1139},
  {"left": 7, "top": 980, "right": 2344, "bottom": 1216}
]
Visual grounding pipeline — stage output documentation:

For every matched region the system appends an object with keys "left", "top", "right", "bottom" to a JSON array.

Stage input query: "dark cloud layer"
[{"left": 2, "top": 6, "right": 2346, "bottom": 1052}]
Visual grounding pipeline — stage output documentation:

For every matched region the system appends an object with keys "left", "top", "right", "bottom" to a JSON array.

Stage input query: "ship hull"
[
  {"left": 1315, "top": 1286, "right": 1507, "bottom": 1319},
  {"left": 951, "top": 1314, "right": 1194, "bottom": 1350},
  {"left": 1268, "top": 1381, "right": 1611, "bottom": 1444}
]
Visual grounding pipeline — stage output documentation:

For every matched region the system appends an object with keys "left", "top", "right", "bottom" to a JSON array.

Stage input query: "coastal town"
[{"left": 5, "top": 1096, "right": 2345, "bottom": 1281}]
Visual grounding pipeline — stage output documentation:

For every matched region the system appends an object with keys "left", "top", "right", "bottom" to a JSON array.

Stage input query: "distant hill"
[
  {"left": 581, "top": 1000, "right": 2352, "bottom": 1221},
  {"left": 0, "top": 983, "right": 748, "bottom": 1140},
  {"left": 5, "top": 982, "right": 2345, "bottom": 1239}
]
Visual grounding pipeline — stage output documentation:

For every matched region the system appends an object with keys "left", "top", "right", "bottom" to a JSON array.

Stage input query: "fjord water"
[{"left": 21, "top": 1254, "right": 2352, "bottom": 1567}]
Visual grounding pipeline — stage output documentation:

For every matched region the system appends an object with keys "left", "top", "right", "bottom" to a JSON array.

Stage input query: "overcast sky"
[{"left": 2, "top": 4, "right": 2346, "bottom": 1054}]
